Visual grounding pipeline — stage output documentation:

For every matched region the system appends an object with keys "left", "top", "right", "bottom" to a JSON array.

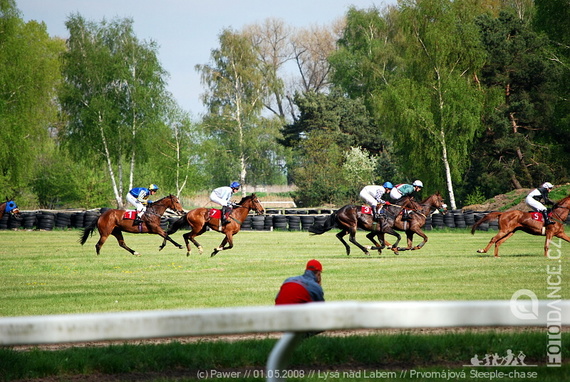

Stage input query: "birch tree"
[
  {"left": 379, "top": 0, "right": 486, "bottom": 209},
  {"left": 60, "top": 15, "right": 167, "bottom": 207}
]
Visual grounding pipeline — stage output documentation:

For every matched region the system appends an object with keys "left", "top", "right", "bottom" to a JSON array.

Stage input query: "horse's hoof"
[
  {"left": 177, "top": 245, "right": 183, "bottom": 249},
  {"left": 476, "top": 249, "right": 485, "bottom": 253},
  {"left": 211, "top": 252, "right": 218, "bottom": 257},
  {"left": 386, "top": 245, "right": 392, "bottom": 249},
  {"left": 186, "top": 252, "right": 191, "bottom": 257},
  {"left": 133, "top": 252, "right": 141, "bottom": 256}
]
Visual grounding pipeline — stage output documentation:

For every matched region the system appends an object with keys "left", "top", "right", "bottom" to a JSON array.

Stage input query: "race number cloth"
[
  {"left": 209, "top": 209, "right": 222, "bottom": 219},
  {"left": 123, "top": 210, "right": 137, "bottom": 220},
  {"left": 361, "top": 205, "right": 373, "bottom": 215}
]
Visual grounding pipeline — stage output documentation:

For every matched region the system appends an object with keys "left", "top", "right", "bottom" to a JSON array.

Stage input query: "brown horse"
[
  {"left": 161, "top": 194, "right": 265, "bottom": 257},
  {"left": 79, "top": 194, "right": 185, "bottom": 256},
  {"left": 0, "top": 198, "right": 20, "bottom": 220},
  {"left": 380, "top": 192, "right": 448, "bottom": 251},
  {"left": 308, "top": 204, "right": 402, "bottom": 256},
  {"left": 471, "top": 194, "right": 570, "bottom": 257}
]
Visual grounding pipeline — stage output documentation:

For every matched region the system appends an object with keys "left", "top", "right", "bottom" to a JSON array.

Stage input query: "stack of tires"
[
  {"left": 300, "top": 215, "right": 315, "bottom": 231},
  {"left": 263, "top": 215, "right": 274, "bottom": 230},
  {"left": 431, "top": 213, "right": 445, "bottom": 229},
  {"left": 55, "top": 212, "right": 72, "bottom": 229},
  {"left": 21, "top": 212, "right": 37, "bottom": 229},
  {"left": 36, "top": 211, "right": 55, "bottom": 230},
  {"left": 273, "top": 215, "right": 288, "bottom": 230},
  {"left": 251, "top": 215, "right": 265, "bottom": 231},
  {"left": 453, "top": 210, "right": 467, "bottom": 229},
  {"left": 83, "top": 211, "right": 100, "bottom": 228},
  {"left": 473, "top": 212, "right": 489, "bottom": 231}
]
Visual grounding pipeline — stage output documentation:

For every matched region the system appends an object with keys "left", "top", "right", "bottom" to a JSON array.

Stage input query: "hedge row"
[{"left": 3, "top": 208, "right": 568, "bottom": 232}]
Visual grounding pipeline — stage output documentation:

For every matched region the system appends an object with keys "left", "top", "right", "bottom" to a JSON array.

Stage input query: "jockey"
[
  {"left": 525, "top": 182, "right": 555, "bottom": 226},
  {"left": 359, "top": 182, "right": 394, "bottom": 219},
  {"left": 390, "top": 180, "right": 423, "bottom": 201},
  {"left": 127, "top": 184, "right": 159, "bottom": 223},
  {"left": 390, "top": 180, "right": 423, "bottom": 220},
  {"left": 210, "top": 181, "right": 241, "bottom": 224}
]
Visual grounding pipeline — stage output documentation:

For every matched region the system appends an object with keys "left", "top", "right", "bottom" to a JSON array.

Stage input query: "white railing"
[{"left": 1, "top": 300, "right": 568, "bottom": 381}]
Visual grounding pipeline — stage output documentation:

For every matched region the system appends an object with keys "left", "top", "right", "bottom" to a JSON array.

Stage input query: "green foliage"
[
  {"left": 466, "top": 10, "right": 562, "bottom": 195},
  {"left": 0, "top": 1, "right": 64, "bottom": 195},
  {"left": 60, "top": 14, "right": 169, "bottom": 206},
  {"left": 464, "top": 187, "right": 486, "bottom": 206}
]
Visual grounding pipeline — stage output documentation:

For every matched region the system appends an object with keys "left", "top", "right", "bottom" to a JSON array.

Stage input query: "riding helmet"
[
  {"left": 230, "top": 181, "right": 241, "bottom": 189},
  {"left": 383, "top": 181, "right": 394, "bottom": 189},
  {"left": 149, "top": 184, "right": 159, "bottom": 191},
  {"left": 542, "top": 182, "right": 554, "bottom": 189},
  {"left": 412, "top": 180, "right": 423, "bottom": 188}
]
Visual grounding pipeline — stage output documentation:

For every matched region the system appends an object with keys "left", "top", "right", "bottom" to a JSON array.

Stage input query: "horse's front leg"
[
  {"left": 547, "top": 229, "right": 570, "bottom": 257},
  {"left": 158, "top": 238, "right": 168, "bottom": 251},
  {"left": 385, "top": 229, "right": 401, "bottom": 255},
  {"left": 365, "top": 231, "right": 384, "bottom": 255},
  {"left": 211, "top": 235, "right": 233, "bottom": 257}
]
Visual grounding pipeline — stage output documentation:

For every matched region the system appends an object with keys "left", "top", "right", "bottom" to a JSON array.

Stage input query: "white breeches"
[
  {"left": 525, "top": 196, "right": 546, "bottom": 212},
  {"left": 360, "top": 190, "right": 378, "bottom": 207},
  {"left": 127, "top": 193, "right": 146, "bottom": 216},
  {"left": 390, "top": 188, "right": 403, "bottom": 201}
]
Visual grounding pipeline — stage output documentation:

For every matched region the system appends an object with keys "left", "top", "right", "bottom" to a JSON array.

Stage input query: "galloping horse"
[
  {"left": 308, "top": 204, "right": 402, "bottom": 256},
  {"left": 80, "top": 194, "right": 185, "bottom": 256},
  {"left": 0, "top": 198, "right": 20, "bottom": 220},
  {"left": 161, "top": 194, "right": 265, "bottom": 257},
  {"left": 381, "top": 192, "right": 448, "bottom": 251},
  {"left": 471, "top": 194, "right": 570, "bottom": 257}
]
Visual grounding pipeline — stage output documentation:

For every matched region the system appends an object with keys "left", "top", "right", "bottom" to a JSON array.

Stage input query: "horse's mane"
[
  {"left": 420, "top": 191, "right": 441, "bottom": 205},
  {"left": 237, "top": 193, "right": 257, "bottom": 204}
]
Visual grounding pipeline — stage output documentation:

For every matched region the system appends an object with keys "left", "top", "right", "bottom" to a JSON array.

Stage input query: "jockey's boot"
[
  {"left": 402, "top": 210, "right": 411, "bottom": 221},
  {"left": 374, "top": 205, "right": 383, "bottom": 220},
  {"left": 542, "top": 211, "right": 554, "bottom": 225},
  {"left": 134, "top": 213, "right": 144, "bottom": 225},
  {"left": 222, "top": 205, "right": 232, "bottom": 225}
]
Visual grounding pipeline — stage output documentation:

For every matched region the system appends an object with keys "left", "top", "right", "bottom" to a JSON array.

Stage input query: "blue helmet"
[
  {"left": 383, "top": 181, "right": 394, "bottom": 189},
  {"left": 149, "top": 184, "right": 159, "bottom": 191},
  {"left": 230, "top": 181, "right": 241, "bottom": 189}
]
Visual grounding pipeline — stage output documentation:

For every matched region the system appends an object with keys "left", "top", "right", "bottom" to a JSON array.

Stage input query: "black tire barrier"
[
  {"left": 37, "top": 211, "right": 55, "bottom": 230},
  {"left": 300, "top": 216, "right": 315, "bottom": 231},
  {"left": 0, "top": 214, "right": 8, "bottom": 229},
  {"left": 251, "top": 215, "right": 264, "bottom": 231},
  {"left": 8, "top": 214, "right": 22, "bottom": 229},
  {"left": 273, "top": 215, "right": 288, "bottom": 230},
  {"left": 287, "top": 216, "right": 301, "bottom": 231},
  {"left": 71, "top": 212, "right": 84, "bottom": 228},
  {"left": 4, "top": 208, "right": 570, "bottom": 231},
  {"left": 22, "top": 212, "right": 37, "bottom": 229},
  {"left": 55, "top": 212, "right": 72, "bottom": 229}
]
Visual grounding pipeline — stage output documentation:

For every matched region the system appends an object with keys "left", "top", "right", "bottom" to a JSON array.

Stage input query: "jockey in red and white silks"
[{"left": 525, "top": 182, "right": 555, "bottom": 225}]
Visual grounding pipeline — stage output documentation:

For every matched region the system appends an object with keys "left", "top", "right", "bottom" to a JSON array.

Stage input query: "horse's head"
[
  {"left": 424, "top": 192, "right": 447, "bottom": 214},
  {"left": 3, "top": 198, "right": 20, "bottom": 217},
  {"left": 151, "top": 194, "right": 185, "bottom": 215},
  {"left": 166, "top": 194, "right": 185, "bottom": 215},
  {"left": 238, "top": 194, "right": 265, "bottom": 215}
]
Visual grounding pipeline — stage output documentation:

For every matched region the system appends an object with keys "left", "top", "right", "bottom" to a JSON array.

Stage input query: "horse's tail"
[
  {"left": 471, "top": 211, "right": 502, "bottom": 234},
  {"left": 79, "top": 216, "right": 98, "bottom": 245},
  {"left": 308, "top": 211, "right": 338, "bottom": 235},
  {"left": 166, "top": 213, "right": 188, "bottom": 235}
]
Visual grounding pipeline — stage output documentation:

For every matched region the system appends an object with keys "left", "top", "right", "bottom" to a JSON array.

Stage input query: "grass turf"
[{"left": 0, "top": 228, "right": 568, "bottom": 381}]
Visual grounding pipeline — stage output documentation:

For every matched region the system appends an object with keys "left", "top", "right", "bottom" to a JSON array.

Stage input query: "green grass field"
[
  {"left": 1, "top": 228, "right": 568, "bottom": 381},
  {"left": 0, "top": 228, "right": 566, "bottom": 316}
]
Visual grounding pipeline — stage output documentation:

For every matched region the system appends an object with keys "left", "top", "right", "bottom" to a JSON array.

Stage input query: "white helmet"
[
  {"left": 542, "top": 182, "right": 553, "bottom": 189},
  {"left": 412, "top": 180, "right": 424, "bottom": 188}
]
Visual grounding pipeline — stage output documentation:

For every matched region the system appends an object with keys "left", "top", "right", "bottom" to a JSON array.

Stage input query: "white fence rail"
[{"left": 1, "top": 300, "right": 568, "bottom": 381}]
